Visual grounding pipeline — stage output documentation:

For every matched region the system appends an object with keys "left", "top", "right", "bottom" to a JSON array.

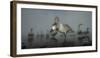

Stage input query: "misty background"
[{"left": 21, "top": 8, "right": 92, "bottom": 49}]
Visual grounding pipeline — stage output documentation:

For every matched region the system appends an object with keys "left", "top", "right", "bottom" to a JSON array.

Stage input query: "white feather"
[
  {"left": 52, "top": 25, "right": 56, "bottom": 30},
  {"left": 59, "top": 24, "right": 70, "bottom": 33}
]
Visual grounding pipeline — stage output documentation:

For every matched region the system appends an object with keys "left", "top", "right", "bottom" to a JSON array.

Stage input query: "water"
[{"left": 22, "top": 32, "right": 92, "bottom": 49}]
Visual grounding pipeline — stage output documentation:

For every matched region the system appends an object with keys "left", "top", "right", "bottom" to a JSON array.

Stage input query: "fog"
[{"left": 21, "top": 8, "right": 92, "bottom": 49}]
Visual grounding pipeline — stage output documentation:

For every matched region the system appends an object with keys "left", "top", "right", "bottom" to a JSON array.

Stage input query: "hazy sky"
[{"left": 21, "top": 8, "right": 92, "bottom": 39}]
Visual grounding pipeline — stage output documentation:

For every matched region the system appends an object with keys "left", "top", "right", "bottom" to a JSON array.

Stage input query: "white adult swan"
[{"left": 50, "top": 16, "right": 73, "bottom": 38}]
